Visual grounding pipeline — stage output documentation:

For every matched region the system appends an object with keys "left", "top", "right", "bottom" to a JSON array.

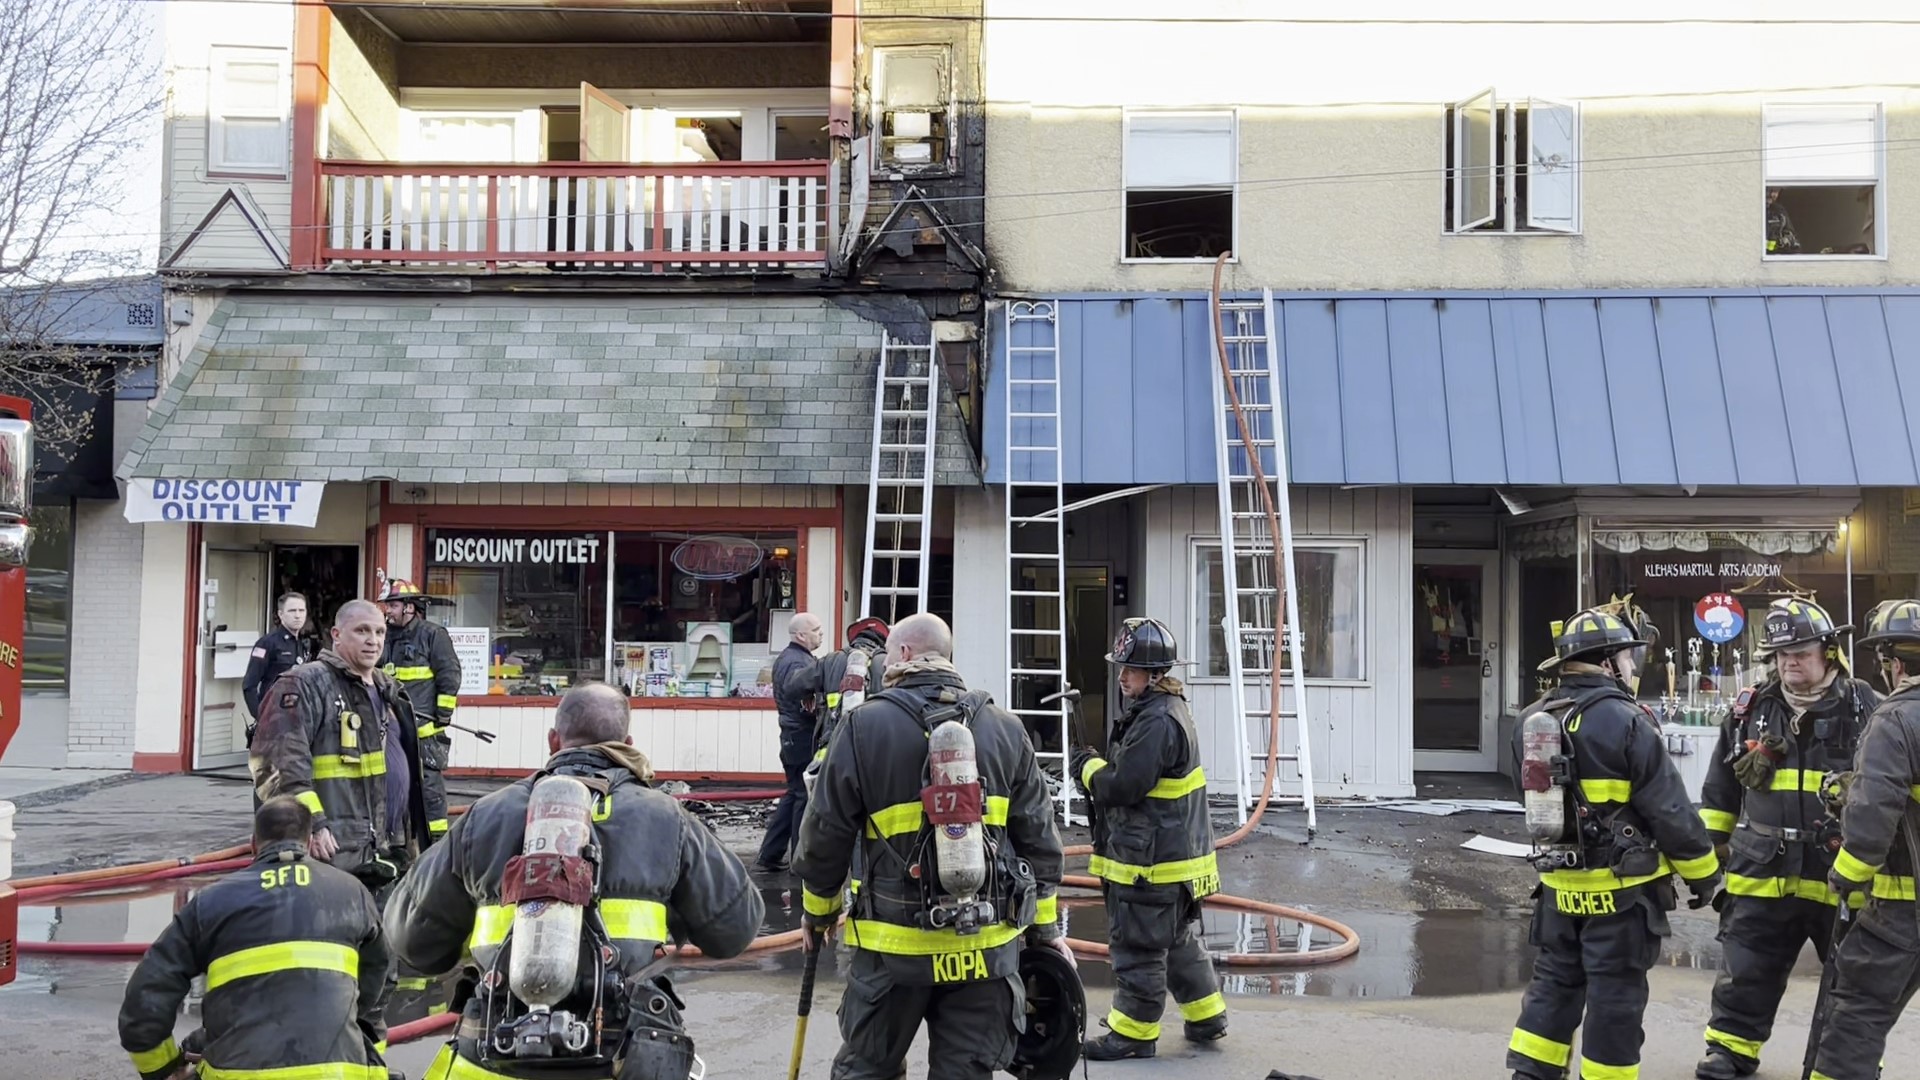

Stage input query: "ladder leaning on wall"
[{"left": 861, "top": 332, "right": 938, "bottom": 625}]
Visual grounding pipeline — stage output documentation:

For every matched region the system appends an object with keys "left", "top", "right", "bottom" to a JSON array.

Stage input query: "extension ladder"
[{"left": 861, "top": 333, "right": 937, "bottom": 624}]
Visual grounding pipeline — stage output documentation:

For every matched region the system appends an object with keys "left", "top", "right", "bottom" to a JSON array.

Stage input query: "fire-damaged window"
[
  {"left": 1762, "top": 103, "right": 1883, "bottom": 257},
  {"left": 872, "top": 46, "right": 954, "bottom": 176},
  {"left": 1443, "top": 90, "right": 1580, "bottom": 234},
  {"left": 1123, "top": 111, "right": 1236, "bottom": 261}
]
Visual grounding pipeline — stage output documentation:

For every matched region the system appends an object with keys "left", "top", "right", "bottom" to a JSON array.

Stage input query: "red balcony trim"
[
  {"left": 317, "top": 248, "right": 826, "bottom": 265},
  {"left": 290, "top": 3, "right": 330, "bottom": 270},
  {"left": 318, "top": 159, "right": 830, "bottom": 179}
]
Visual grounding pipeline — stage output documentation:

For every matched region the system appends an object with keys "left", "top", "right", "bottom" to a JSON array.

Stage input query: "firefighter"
[
  {"left": 806, "top": 616, "right": 891, "bottom": 761},
  {"left": 252, "top": 599, "right": 430, "bottom": 900},
  {"left": 1067, "top": 616, "right": 1225, "bottom": 1061},
  {"left": 1805, "top": 599, "right": 1920, "bottom": 1080},
  {"left": 119, "top": 796, "right": 394, "bottom": 1080},
  {"left": 242, "top": 591, "right": 315, "bottom": 742},
  {"left": 378, "top": 578, "right": 462, "bottom": 844},
  {"left": 1694, "top": 598, "right": 1877, "bottom": 1079},
  {"left": 386, "top": 682, "right": 765, "bottom": 1080},
  {"left": 1507, "top": 605, "right": 1723, "bottom": 1080},
  {"left": 794, "top": 612, "right": 1069, "bottom": 1080}
]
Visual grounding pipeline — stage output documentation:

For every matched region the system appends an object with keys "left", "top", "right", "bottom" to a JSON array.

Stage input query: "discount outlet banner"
[{"left": 124, "top": 479, "right": 327, "bottom": 526}]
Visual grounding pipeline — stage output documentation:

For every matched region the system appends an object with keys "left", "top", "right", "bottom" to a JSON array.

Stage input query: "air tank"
[
  {"left": 927, "top": 719, "right": 986, "bottom": 897},
  {"left": 508, "top": 775, "right": 594, "bottom": 1008},
  {"left": 1519, "top": 710, "right": 1567, "bottom": 843}
]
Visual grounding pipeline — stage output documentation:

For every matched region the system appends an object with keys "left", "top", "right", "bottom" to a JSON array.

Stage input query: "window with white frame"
[
  {"left": 208, "top": 46, "right": 288, "bottom": 177},
  {"left": 1123, "top": 111, "right": 1235, "bottom": 261},
  {"left": 872, "top": 46, "right": 953, "bottom": 175},
  {"left": 1443, "top": 90, "right": 1580, "bottom": 234},
  {"left": 1762, "top": 104, "right": 1883, "bottom": 257},
  {"left": 1193, "top": 540, "right": 1364, "bottom": 680}
]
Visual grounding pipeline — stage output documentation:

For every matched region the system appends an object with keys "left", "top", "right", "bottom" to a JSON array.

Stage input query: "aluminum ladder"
[
  {"left": 1002, "top": 300, "right": 1077, "bottom": 824},
  {"left": 861, "top": 332, "right": 938, "bottom": 624},
  {"left": 1211, "top": 289, "right": 1318, "bottom": 837}
]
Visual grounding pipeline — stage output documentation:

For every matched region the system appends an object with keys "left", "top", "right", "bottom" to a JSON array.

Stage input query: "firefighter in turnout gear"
[
  {"left": 1508, "top": 605, "right": 1722, "bottom": 1080},
  {"left": 379, "top": 578, "right": 462, "bottom": 844},
  {"left": 119, "top": 797, "right": 395, "bottom": 1080},
  {"left": 807, "top": 616, "right": 891, "bottom": 762},
  {"left": 1694, "top": 598, "right": 1877, "bottom": 1079},
  {"left": 385, "top": 683, "right": 764, "bottom": 1080},
  {"left": 793, "top": 613, "right": 1068, "bottom": 1080},
  {"left": 1069, "top": 616, "right": 1224, "bottom": 1062},
  {"left": 1805, "top": 599, "right": 1920, "bottom": 1080}
]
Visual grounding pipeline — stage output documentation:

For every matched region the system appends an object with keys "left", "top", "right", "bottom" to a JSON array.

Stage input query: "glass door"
[{"left": 1412, "top": 550, "right": 1501, "bottom": 772}]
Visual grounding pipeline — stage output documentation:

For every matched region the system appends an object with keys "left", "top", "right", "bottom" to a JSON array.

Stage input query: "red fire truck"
[{"left": 0, "top": 394, "right": 33, "bottom": 986}]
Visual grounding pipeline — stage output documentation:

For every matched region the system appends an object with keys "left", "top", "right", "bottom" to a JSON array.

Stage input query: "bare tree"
[{"left": 0, "top": 0, "right": 157, "bottom": 461}]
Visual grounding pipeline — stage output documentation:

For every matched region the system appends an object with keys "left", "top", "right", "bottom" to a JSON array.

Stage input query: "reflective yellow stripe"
[
  {"left": 374, "top": 1041, "right": 387, "bottom": 1055},
  {"left": 396, "top": 976, "right": 431, "bottom": 990},
  {"left": 1106, "top": 1008, "right": 1160, "bottom": 1041},
  {"left": 1178, "top": 992, "right": 1226, "bottom": 1021},
  {"left": 200, "top": 1066, "right": 388, "bottom": 1080},
  {"left": 1147, "top": 767, "right": 1207, "bottom": 799},
  {"left": 864, "top": 795, "right": 1010, "bottom": 839},
  {"left": 424, "top": 1044, "right": 516, "bottom": 1080},
  {"left": 129, "top": 1038, "right": 181, "bottom": 1073},
  {"left": 312, "top": 752, "right": 386, "bottom": 780},
  {"left": 825, "top": 693, "right": 841, "bottom": 708},
  {"left": 804, "top": 886, "right": 844, "bottom": 917},
  {"left": 1541, "top": 859, "right": 1671, "bottom": 893},
  {"left": 436, "top": 694, "right": 458, "bottom": 710},
  {"left": 1080, "top": 757, "right": 1109, "bottom": 791},
  {"left": 1726, "top": 873, "right": 1840, "bottom": 905},
  {"left": 1671, "top": 851, "right": 1720, "bottom": 880},
  {"left": 1579, "top": 778, "right": 1632, "bottom": 803},
  {"left": 418, "top": 722, "right": 446, "bottom": 739},
  {"left": 846, "top": 918, "right": 1023, "bottom": 956},
  {"left": 295, "top": 790, "right": 324, "bottom": 815},
  {"left": 1088, "top": 852, "right": 1221, "bottom": 892},
  {"left": 1035, "top": 893, "right": 1057, "bottom": 924},
  {"left": 392, "top": 666, "right": 433, "bottom": 681},
  {"left": 1910, "top": 785, "right": 1920, "bottom": 802},
  {"left": 1874, "top": 874, "right": 1917, "bottom": 901},
  {"left": 1834, "top": 847, "right": 1878, "bottom": 883},
  {"left": 1700, "top": 807, "right": 1738, "bottom": 834},
  {"left": 1704, "top": 1028, "right": 1764, "bottom": 1059},
  {"left": 470, "top": 900, "right": 666, "bottom": 950},
  {"left": 1508, "top": 1028, "right": 1573, "bottom": 1068},
  {"left": 428, "top": 818, "right": 449, "bottom": 835},
  {"left": 207, "top": 941, "right": 358, "bottom": 991},
  {"left": 1579, "top": 1059, "right": 1638, "bottom": 1080},
  {"left": 1770, "top": 769, "right": 1823, "bottom": 793}
]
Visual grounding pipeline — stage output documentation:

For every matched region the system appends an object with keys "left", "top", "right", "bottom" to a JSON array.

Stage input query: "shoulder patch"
[
  {"left": 251, "top": 647, "right": 268, "bottom": 659},
  {"left": 280, "top": 692, "right": 300, "bottom": 709}
]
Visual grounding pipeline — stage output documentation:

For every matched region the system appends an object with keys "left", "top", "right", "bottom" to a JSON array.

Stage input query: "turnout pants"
[
  {"left": 1704, "top": 894, "right": 1835, "bottom": 1068},
  {"left": 1809, "top": 900, "right": 1920, "bottom": 1080},
  {"left": 757, "top": 725, "right": 812, "bottom": 867},
  {"left": 1106, "top": 889, "right": 1226, "bottom": 1042},
  {"left": 1507, "top": 883, "right": 1670, "bottom": 1080},
  {"left": 832, "top": 948, "right": 1024, "bottom": 1080},
  {"left": 421, "top": 732, "right": 451, "bottom": 843}
]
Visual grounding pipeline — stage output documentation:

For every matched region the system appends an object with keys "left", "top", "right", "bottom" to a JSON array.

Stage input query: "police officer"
[
  {"left": 1695, "top": 598, "right": 1877, "bottom": 1079},
  {"left": 119, "top": 796, "right": 394, "bottom": 1080},
  {"left": 242, "top": 592, "right": 315, "bottom": 741},
  {"left": 1805, "top": 599, "right": 1920, "bottom": 1080},
  {"left": 386, "top": 683, "right": 765, "bottom": 1080},
  {"left": 794, "top": 612, "right": 1068, "bottom": 1080},
  {"left": 378, "top": 578, "right": 463, "bottom": 844},
  {"left": 1507, "top": 606, "right": 1723, "bottom": 1080},
  {"left": 253, "top": 599, "right": 430, "bottom": 900},
  {"left": 1067, "top": 617, "right": 1224, "bottom": 1061}
]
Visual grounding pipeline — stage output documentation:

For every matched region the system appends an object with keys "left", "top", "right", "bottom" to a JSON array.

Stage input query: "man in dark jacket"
[
  {"left": 1695, "top": 598, "right": 1877, "bottom": 1079},
  {"left": 378, "top": 578, "right": 463, "bottom": 844},
  {"left": 807, "top": 616, "right": 891, "bottom": 763},
  {"left": 386, "top": 682, "right": 764, "bottom": 1080},
  {"left": 119, "top": 796, "right": 393, "bottom": 1080},
  {"left": 242, "top": 591, "right": 315, "bottom": 740},
  {"left": 754, "top": 611, "right": 826, "bottom": 874},
  {"left": 795, "top": 612, "right": 1068, "bottom": 1080},
  {"left": 252, "top": 599, "right": 430, "bottom": 898},
  {"left": 1508, "top": 606, "right": 1722, "bottom": 1080},
  {"left": 1069, "top": 617, "right": 1224, "bottom": 1061},
  {"left": 1806, "top": 599, "right": 1920, "bottom": 1080}
]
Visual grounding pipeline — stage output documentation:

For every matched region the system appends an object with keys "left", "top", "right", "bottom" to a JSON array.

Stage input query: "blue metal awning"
[{"left": 984, "top": 289, "right": 1920, "bottom": 487}]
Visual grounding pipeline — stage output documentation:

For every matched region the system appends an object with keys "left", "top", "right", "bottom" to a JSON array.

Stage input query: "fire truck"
[{"left": 0, "top": 394, "right": 32, "bottom": 986}]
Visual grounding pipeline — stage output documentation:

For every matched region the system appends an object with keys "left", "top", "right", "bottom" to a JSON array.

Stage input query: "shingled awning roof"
[{"left": 120, "top": 295, "right": 979, "bottom": 485}]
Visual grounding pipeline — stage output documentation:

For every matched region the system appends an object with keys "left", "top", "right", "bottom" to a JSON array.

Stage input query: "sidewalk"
[{"left": 0, "top": 765, "right": 131, "bottom": 803}]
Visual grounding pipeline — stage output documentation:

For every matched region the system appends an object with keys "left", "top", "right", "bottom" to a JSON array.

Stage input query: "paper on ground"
[{"left": 1461, "top": 834, "right": 1534, "bottom": 858}]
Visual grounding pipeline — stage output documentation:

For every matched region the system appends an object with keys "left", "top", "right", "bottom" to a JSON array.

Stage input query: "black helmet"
[
  {"left": 1010, "top": 945, "right": 1086, "bottom": 1080},
  {"left": 1105, "top": 617, "right": 1185, "bottom": 670},
  {"left": 1755, "top": 597, "right": 1850, "bottom": 654},
  {"left": 1537, "top": 607, "right": 1648, "bottom": 672},
  {"left": 1859, "top": 599, "right": 1920, "bottom": 648}
]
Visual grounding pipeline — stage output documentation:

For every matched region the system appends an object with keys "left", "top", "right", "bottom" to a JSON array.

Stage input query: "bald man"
[
  {"left": 251, "top": 598, "right": 429, "bottom": 899},
  {"left": 754, "top": 612, "right": 827, "bottom": 874}
]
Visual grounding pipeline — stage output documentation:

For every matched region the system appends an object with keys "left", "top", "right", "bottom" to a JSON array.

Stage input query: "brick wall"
[{"left": 65, "top": 398, "right": 151, "bottom": 766}]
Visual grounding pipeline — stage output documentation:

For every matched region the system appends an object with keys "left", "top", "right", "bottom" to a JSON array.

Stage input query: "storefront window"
[
  {"left": 24, "top": 500, "right": 73, "bottom": 690},
  {"left": 1194, "top": 542, "right": 1363, "bottom": 680},
  {"left": 1506, "top": 518, "right": 1578, "bottom": 706},
  {"left": 425, "top": 529, "right": 609, "bottom": 698},
  {"left": 611, "top": 531, "right": 798, "bottom": 699}
]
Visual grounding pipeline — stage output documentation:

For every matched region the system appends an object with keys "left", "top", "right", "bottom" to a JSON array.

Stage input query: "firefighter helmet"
[
  {"left": 377, "top": 578, "right": 431, "bottom": 608},
  {"left": 1858, "top": 599, "right": 1920, "bottom": 648},
  {"left": 1009, "top": 945, "right": 1086, "bottom": 1080},
  {"left": 1537, "top": 607, "right": 1649, "bottom": 672},
  {"left": 1105, "top": 617, "right": 1186, "bottom": 670},
  {"left": 845, "top": 617, "right": 890, "bottom": 646},
  {"left": 1754, "top": 597, "right": 1849, "bottom": 654}
]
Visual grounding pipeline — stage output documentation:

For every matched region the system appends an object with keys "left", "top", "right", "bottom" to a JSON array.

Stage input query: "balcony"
[{"left": 318, "top": 159, "right": 830, "bottom": 271}]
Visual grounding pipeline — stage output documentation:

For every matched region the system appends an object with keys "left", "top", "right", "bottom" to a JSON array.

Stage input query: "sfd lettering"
[
  {"left": 931, "top": 950, "right": 987, "bottom": 983},
  {"left": 260, "top": 864, "right": 313, "bottom": 889},
  {"left": 1554, "top": 889, "right": 1617, "bottom": 917}
]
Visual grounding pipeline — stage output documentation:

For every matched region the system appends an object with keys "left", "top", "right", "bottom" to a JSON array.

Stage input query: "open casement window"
[
  {"left": 1444, "top": 90, "right": 1581, "bottom": 234},
  {"left": 1762, "top": 103, "right": 1883, "bottom": 257},
  {"left": 872, "top": 46, "right": 953, "bottom": 176},
  {"left": 208, "top": 46, "right": 288, "bottom": 177},
  {"left": 579, "top": 83, "right": 631, "bottom": 163},
  {"left": 1123, "top": 111, "right": 1236, "bottom": 261}
]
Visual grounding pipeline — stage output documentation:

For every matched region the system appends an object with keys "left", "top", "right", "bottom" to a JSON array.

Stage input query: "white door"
[
  {"left": 1411, "top": 549, "right": 1502, "bottom": 772},
  {"left": 195, "top": 546, "right": 268, "bottom": 770},
  {"left": 579, "top": 83, "right": 629, "bottom": 162}
]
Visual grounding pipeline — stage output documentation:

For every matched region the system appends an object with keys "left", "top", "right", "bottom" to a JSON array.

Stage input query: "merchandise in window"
[
  {"left": 611, "top": 531, "right": 799, "bottom": 699},
  {"left": 425, "top": 529, "right": 608, "bottom": 699},
  {"left": 24, "top": 500, "right": 73, "bottom": 690},
  {"left": 1123, "top": 112, "right": 1235, "bottom": 260},
  {"left": 1194, "top": 542, "right": 1363, "bottom": 680},
  {"left": 1762, "top": 104, "right": 1882, "bottom": 256}
]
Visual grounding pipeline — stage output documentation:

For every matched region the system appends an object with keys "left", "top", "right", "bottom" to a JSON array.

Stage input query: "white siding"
[
  {"left": 449, "top": 705, "right": 782, "bottom": 776},
  {"left": 950, "top": 487, "right": 1008, "bottom": 696},
  {"left": 132, "top": 524, "right": 192, "bottom": 759}
]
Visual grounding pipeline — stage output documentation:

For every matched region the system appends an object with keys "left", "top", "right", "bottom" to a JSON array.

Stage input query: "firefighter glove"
[
  {"left": 1828, "top": 869, "right": 1870, "bottom": 906},
  {"left": 1069, "top": 746, "right": 1098, "bottom": 791},
  {"left": 1685, "top": 871, "right": 1724, "bottom": 910},
  {"left": 1820, "top": 770, "right": 1859, "bottom": 811},
  {"left": 1734, "top": 734, "right": 1790, "bottom": 790},
  {"left": 801, "top": 909, "right": 837, "bottom": 953}
]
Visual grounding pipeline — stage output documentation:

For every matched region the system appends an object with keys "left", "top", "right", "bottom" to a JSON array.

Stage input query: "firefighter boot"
[
  {"left": 1694, "top": 1046, "right": 1756, "bottom": 1079},
  {"left": 1184, "top": 1015, "right": 1228, "bottom": 1043},
  {"left": 1083, "top": 1032, "right": 1157, "bottom": 1061}
]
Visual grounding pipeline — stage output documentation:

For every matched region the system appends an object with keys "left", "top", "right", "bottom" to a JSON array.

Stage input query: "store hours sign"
[{"left": 433, "top": 534, "right": 603, "bottom": 565}]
